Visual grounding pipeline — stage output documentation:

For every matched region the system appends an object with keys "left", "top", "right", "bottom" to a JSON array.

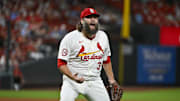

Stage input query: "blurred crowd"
[
  {"left": 0, "top": 0, "right": 68, "bottom": 72},
  {"left": 132, "top": 0, "right": 180, "bottom": 26},
  {"left": 0, "top": 0, "right": 121, "bottom": 73},
  {"left": 0, "top": 0, "right": 180, "bottom": 73}
]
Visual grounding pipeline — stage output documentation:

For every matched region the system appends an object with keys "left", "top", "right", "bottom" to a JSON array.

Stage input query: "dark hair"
[{"left": 76, "top": 22, "right": 83, "bottom": 32}]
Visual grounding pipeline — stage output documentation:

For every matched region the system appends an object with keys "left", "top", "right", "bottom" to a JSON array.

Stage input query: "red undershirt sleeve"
[
  {"left": 57, "top": 59, "right": 67, "bottom": 68},
  {"left": 103, "top": 56, "right": 111, "bottom": 64}
]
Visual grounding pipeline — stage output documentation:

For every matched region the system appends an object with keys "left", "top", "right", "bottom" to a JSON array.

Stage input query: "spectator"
[
  {"left": 135, "top": 13, "right": 144, "bottom": 24},
  {"left": 28, "top": 38, "right": 45, "bottom": 60},
  {"left": 12, "top": 60, "right": 23, "bottom": 91},
  {"left": 59, "top": 24, "right": 67, "bottom": 37},
  {"left": 175, "top": 3, "right": 180, "bottom": 21},
  {"left": 0, "top": 11, "right": 5, "bottom": 27},
  {"left": 0, "top": 54, "right": 5, "bottom": 72},
  {"left": 50, "top": 25, "right": 62, "bottom": 39}
]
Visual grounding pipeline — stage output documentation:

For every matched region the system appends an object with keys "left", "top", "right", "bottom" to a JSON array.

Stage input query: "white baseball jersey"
[{"left": 58, "top": 30, "right": 111, "bottom": 81}]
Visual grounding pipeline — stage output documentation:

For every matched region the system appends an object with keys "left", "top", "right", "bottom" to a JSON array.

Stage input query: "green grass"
[
  {"left": 0, "top": 89, "right": 86, "bottom": 100},
  {"left": 122, "top": 88, "right": 180, "bottom": 101},
  {"left": 0, "top": 88, "right": 180, "bottom": 101},
  {"left": 0, "top": 90, "right": 59, "bottom": 99}
]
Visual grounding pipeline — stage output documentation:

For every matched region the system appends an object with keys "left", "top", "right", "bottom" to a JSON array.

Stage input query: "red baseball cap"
[{"left": 80, "top": 8, "right": 100, "bottom": 18}]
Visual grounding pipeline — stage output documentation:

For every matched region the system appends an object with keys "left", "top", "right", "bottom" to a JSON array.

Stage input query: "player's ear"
[{"left": 80, "top": 19, "right": 84, "bottom": 25}]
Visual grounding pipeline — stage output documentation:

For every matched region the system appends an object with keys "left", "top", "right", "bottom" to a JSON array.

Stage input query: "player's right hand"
[{"left": 73, "top": 73, "right": 85, "bottom": 83}]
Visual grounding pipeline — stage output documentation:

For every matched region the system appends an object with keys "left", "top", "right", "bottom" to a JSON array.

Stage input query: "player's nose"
[{"left": 90, "top": 18, "right": 98, "bottom": 23}]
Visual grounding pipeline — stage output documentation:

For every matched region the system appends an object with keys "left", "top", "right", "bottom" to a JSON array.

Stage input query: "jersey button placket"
[
  {"left": 87, "top": 41, "right": 93, "bottom": 87},
  {"left": 87, "top": 40, "right": 91, "bottom": 82}
]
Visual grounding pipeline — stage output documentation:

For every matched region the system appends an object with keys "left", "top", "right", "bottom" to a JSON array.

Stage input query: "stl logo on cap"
[
  {"left": 80, "top": 8, "right": 100, "bottom": 18},
  {"left": 90, "top": 8, "right": 94, "bottom": 13}
]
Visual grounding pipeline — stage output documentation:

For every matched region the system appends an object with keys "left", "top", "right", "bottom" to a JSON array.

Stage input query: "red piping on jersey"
[
  {"left": 57, "top": 59, "right": 67, "bottom": 68},
  {"left": 97, "top": 42, "right": 104, "bottom": 54},
  {"left": 103, "top": 56, "right": 111, "bottom": 64}
]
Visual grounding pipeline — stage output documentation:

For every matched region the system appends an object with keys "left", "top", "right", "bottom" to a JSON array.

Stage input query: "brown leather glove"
[{"left": 106, "top": 82, "right": 123, "bottom": 101}]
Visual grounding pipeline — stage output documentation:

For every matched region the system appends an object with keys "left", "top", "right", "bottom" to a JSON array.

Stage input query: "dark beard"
[{"left": 83, "top": 22, "right": 98, "bottom": 35}]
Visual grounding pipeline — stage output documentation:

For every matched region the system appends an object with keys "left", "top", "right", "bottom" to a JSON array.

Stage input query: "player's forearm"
[
  {"left": 59, "top": 65, "right": 75, "bottom": 80},
  {"left": 59, "top": 65, "right": 85, "bottom": 83},
  {"left": 103, "top": 62, "right": 116, "bottom": 84}
]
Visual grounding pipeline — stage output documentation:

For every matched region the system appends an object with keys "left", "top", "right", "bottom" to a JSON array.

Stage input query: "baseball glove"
[{"left": 106, "top": 83, "right": 123, "bottom": 101}]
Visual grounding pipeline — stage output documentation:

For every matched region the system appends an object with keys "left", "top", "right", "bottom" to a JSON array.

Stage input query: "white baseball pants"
[{"left": 60, "top": 77, "right": 110, "bottom": 101}]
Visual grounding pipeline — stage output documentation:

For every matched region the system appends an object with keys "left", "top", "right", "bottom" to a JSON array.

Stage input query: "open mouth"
[{"left": 89, "top": 24, "right": 96, "bottom": 27}]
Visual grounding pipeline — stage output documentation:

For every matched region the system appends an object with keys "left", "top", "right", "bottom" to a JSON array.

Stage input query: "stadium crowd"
[{"left": 0, "top": 0, "right": 180, "bottom": 73}]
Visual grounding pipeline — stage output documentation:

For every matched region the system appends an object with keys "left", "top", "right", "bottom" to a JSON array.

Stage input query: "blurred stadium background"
[{"left": 0, "top": 0, "right": 180, "bottom": 100}]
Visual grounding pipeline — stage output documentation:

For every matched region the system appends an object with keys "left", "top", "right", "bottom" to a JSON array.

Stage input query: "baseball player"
[{"left": 57, "top": 8, "right": 117, "bottom": 101}]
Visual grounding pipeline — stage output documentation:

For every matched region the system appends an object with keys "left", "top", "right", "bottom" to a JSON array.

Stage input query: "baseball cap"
[{"left": 80, "top": 8, "right": 100, "bottom": 18}]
